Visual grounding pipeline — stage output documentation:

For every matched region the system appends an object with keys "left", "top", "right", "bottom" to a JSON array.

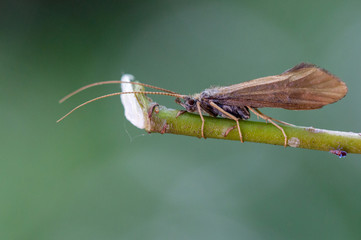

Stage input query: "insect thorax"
[
  {"left": 198, "top": 90, "right": 250, "bottom": 120},
  {"left": 176, "top": 93, "right": 250, "bottom": 120}
]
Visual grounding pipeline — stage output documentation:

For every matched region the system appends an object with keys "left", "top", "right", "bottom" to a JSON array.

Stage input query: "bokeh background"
[{"left": 2, "top": 0, "right": 361, "bottom": 239}]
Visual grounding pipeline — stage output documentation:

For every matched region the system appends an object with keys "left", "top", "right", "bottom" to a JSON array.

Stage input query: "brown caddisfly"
[{"left": 57, "top": 63, "right": 348, "bottom": 146}]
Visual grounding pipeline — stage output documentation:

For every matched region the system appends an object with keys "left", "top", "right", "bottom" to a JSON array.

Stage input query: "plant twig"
[{"left": 120, "top": 76, "right": 361, "bottom": 154}]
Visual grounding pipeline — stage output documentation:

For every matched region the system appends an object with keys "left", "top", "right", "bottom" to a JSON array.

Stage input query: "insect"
[
  {"left": 57, "top": 63, "right": 348, "bottom": 146},
  {"left": 330, "top": 146, "right": 347, "bottom": 158}
]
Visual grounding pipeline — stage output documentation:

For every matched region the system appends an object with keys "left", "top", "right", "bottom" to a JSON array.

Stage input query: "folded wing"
[{"left": 202, "top": 63, "right": 348, "bottom": 110}]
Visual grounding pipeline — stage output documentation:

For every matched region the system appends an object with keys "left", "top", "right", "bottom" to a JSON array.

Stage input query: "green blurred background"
[{"left": 2, "top": 0, "right": 361, "bottom": 239}]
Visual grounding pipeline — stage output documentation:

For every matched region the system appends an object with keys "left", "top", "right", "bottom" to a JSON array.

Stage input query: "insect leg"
[
  {"left": 176, "top": 110, "right": 187, "bottom": 118},
  {"left": 254, "top": 108, "right": 295, "bottom": 126},
  {"left": 248, "top": 107, "right": 287, "bottom": 147},
  {"left": 196, "top": 101, "right": 206, "bottom": 139},
  {"left": 209, "top": 101, "right": 243, "bottom": 143},
  {"left": 224, "top": 126, "right": 237, "bottom": 137}
]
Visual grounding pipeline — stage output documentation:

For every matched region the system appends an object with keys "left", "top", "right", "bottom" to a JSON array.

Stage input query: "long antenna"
[
  {"left": 57, "top": 91, "right": 186, "bottom": 123},
  {"left": 59, "top": 80, "right": 179, "bottom": 103}
]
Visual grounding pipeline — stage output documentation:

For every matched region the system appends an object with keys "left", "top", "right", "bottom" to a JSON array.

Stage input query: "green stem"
[{"left": 129, "top": 83, "right": 361, "bottom": 154}]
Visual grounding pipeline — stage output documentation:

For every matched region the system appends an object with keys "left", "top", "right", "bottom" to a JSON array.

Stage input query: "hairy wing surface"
[{"left": 201, "top": 63, "right": 347, "bottom": 110}]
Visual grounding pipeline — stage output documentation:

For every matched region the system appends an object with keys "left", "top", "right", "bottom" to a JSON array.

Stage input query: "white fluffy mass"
[{"left": 120, "top": 74, "right": 145, "bottom": 129}]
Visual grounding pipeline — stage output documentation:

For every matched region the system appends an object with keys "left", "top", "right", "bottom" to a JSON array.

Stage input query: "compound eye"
[{"left": 188, "top": 99, "right": 195, "bottom": 105}]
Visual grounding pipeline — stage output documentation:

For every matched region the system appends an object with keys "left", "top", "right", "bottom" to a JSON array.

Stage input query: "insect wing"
[{"left": 202, "top": 63, "right": 348, "bottom": 110}]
